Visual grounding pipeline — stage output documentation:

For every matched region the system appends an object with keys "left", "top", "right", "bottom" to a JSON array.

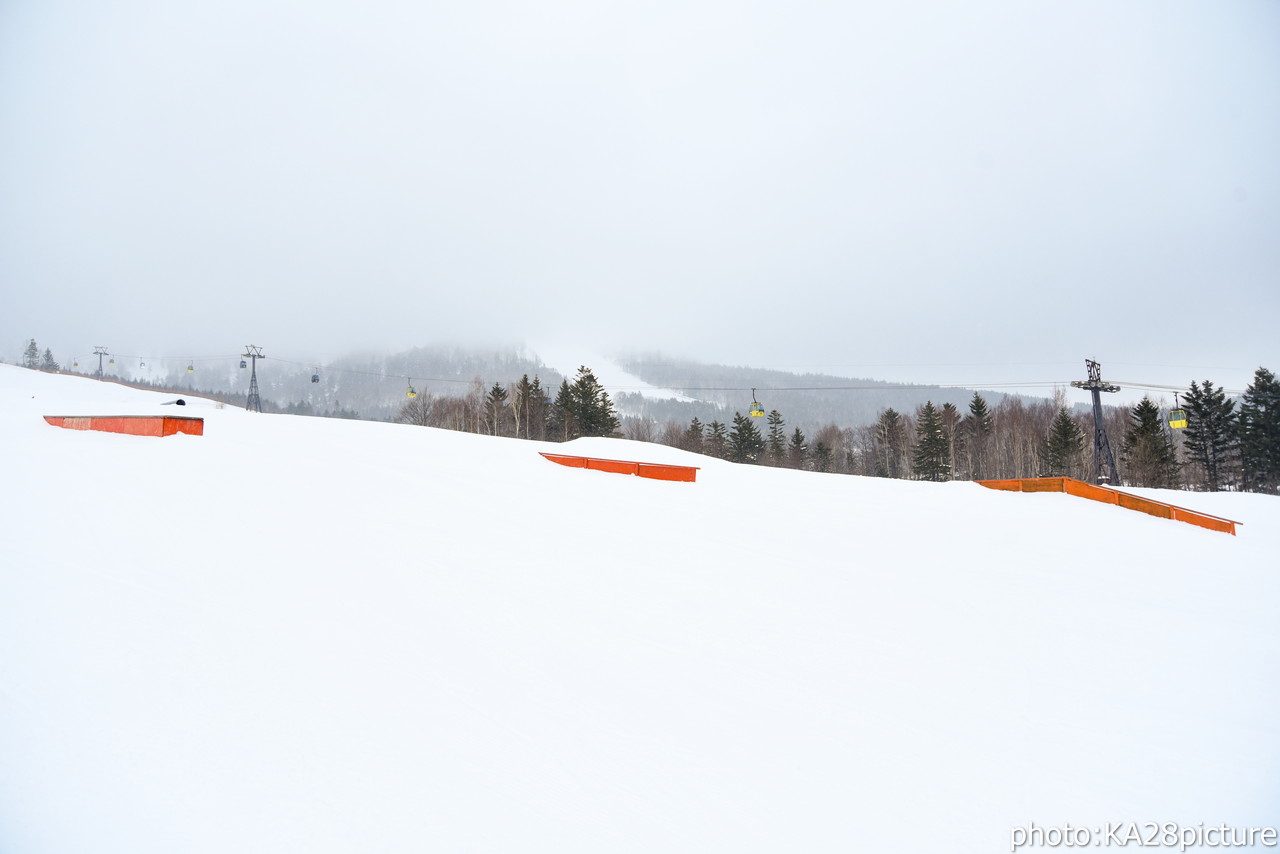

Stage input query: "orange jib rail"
[
  {"left": 44, "top": 415, "right": 204, "bottom": 437},
  {"left": 540, "top": 452, "right": 698, "bottom": 483},
  {"left": 977, "top": 477, "right": 1239, "bottom": 535}
]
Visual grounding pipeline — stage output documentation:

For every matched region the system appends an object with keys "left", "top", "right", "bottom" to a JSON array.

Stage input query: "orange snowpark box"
[
  {"left": 540, "top": 452, "right": 698, "bottom": 482},
  {"left": 44, "top": 415, "right": 204, "bottom": 437}
]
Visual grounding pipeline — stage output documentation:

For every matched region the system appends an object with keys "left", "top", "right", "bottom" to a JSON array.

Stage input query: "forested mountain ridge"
[
  {"left": 23, "top": 341, "right": 1008, "bottom": 431},
  {"left": 612, "top": 353, "right": 1010, "bottom": 433}
]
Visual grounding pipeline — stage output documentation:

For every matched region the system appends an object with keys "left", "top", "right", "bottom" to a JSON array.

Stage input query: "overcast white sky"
[{"left": 2, "top": 0, "right": 1277, "bottom": 397}]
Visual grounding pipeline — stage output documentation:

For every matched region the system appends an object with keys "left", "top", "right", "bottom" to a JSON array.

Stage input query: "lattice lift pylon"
[
  {"left": 243, "top": 345, "right": 265, "bottom": 413},
  {"left": 1070, "top": 358, "right": 1120, "bottom": 485}
]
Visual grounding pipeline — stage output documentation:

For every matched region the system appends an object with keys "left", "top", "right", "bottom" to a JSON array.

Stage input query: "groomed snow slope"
[{"left": 1, "top": 364, "right": 1277, "bottom": 853}]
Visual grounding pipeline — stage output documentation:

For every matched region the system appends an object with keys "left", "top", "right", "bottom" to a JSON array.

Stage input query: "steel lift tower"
[
  {"left": 1071, "top": 358, "right": 1120, "bottom": 485},
  {"left": 243, "top": 345, "right": 265, "bottom": 412}
]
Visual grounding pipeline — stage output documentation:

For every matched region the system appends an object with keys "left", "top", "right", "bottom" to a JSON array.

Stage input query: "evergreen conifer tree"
[
  {"left": 786, "top": 427, "right": 807, "bottom": 469},
  {"left": 1238, "top": 367, "right": 1280, "bottom": 494},
  {"left": 1039, "top": 408, "right": 1085, "bottom": 477},
  {"left": 940, "top": 402, "right": 960, "bottom": 477},
  {"left": 811, "top": 440, "right": 833, "bottom": 473},
  {"left": 527, "top": 376, "right": 547, "bottom": 440},
  {"left": 911, "top": 401, "right": 951, "bottom": 481},
  {"left": 682, "top": 418, "right": 705, "bottom": 454},
  {"left": 1120, "top": 396, "right": 1180, "bottom": 488},
  {"left": 38, "top": 348, "right": 60, "bottom": 371},
  {"left": 1182, "top": 379, "right": 1239, "bottom": 491},
  {"left": 23, "top": 339, "right": 39, "bottom": 368},
  {"left": 562, "top": 366, "right": 620, "bottom": 438},
  {"left": 765, "top": 410, "right": 786, "bottom": 465},
  {"left": 727, "top": 412, "right": 765, "bottom": 464},
  {"left": 704, "top": 420, "right": 728, "bottom": 459},
  {"left": 548, "top": 379, "right": 575, "bottom": 441},
  {"left": 512, "top": 374, "right": 539, "bottom": 439},
  {"left": 484, "top": 383, "right": 510, "bottom": 436},
  {"left": 961, "top": 392, "right": 994, "bottom": 480},
  {"left": 873, "top": 408, "right": 907, "bottom": 478}
]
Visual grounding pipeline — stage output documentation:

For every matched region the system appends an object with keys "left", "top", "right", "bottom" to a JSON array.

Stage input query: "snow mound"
[{"left": 2, "top": 363, "right": 1278, "bottom": 854}]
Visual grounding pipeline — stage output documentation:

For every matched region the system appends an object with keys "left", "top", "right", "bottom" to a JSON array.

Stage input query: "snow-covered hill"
[
  {"left": 2, "top": 364, "right": 1277, "bottom": 853},
  {"left": 532, "top": 345, "right": 698, "bottom": 403}
]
